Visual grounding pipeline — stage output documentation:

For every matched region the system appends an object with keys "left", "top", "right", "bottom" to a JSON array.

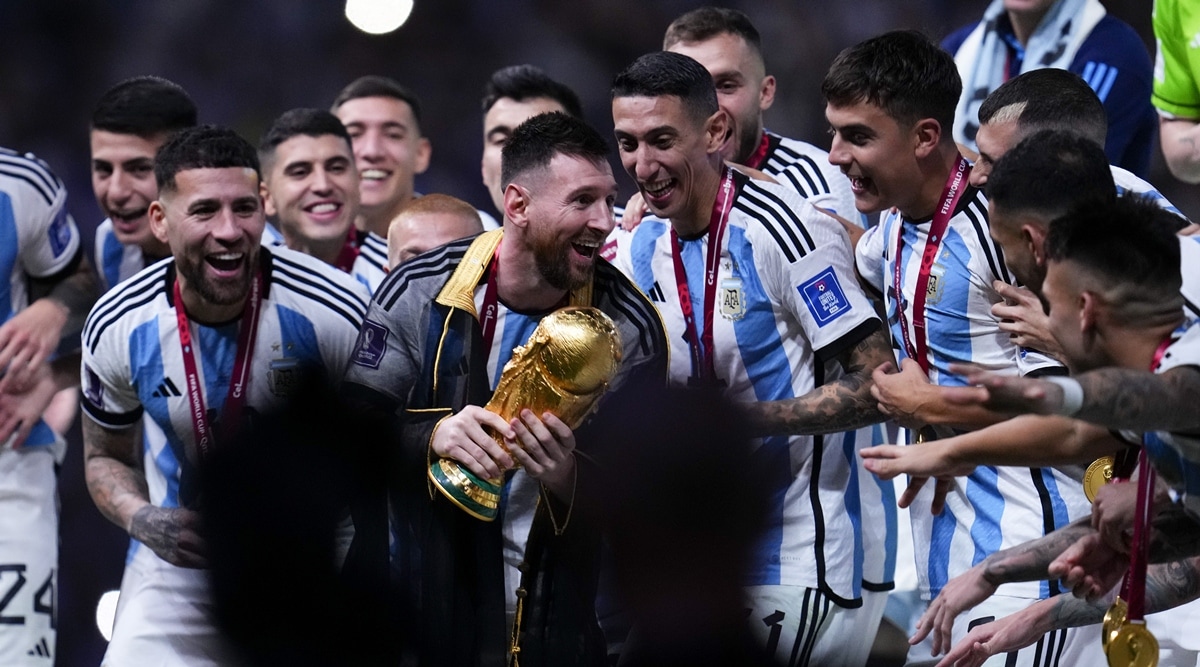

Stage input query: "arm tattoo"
[
  {"left": 1049, "top": 557, "right": 1200, "bottom": 629},
  {"left": 1077, "top": 367, "right": 1200, "bottom": 432},
  {"left": 742, "top": 327, "right": 892, "bottom": 437},
  {"left": 82, "top": 415, "right": 149, "bottom": 534},
  {"left": 1151, "top": 505, "right": 1200, "bottom": 562},
  {"left": 982, "top": 519, "right": 1094, "bottom": 585}
]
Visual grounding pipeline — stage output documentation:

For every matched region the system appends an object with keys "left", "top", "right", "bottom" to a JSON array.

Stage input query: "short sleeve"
[
  {"left": 7, "top": 153, "right": 81, "bottom": 278},
  {"left": 854, "top": 218, "right": 888, "bottom": 294},
  {"left": 760, "top": 198, "right": 880, "bottom": 362},
  {"left": 79, "top": 311, "right": 142, "bottom": 429}
]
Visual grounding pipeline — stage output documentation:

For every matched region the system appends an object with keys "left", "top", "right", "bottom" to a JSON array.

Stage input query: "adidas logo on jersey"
[
  {"left": 27, "top": 636, "right": 51, "bottom": 658},
  {"left": 151, "top": 378, "right": 182, "bottom": 398},
  {"left": 647, "top": 281, "right": 666, "bottom": 303}
]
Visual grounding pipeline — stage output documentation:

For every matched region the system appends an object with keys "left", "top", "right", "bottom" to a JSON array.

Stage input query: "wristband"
[{"left": 1044, "top": 376, "right": 1083, "bottom": 416}]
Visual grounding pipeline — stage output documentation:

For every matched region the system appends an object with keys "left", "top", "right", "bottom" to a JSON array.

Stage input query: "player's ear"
[
  {"left": 504, "top": 183, "right": 531, "bottom": 229},
  {"left": 1024, "top": 224, "right": 1047, "bottom": 265},
  {"left": 758, "top": 75, "right": 777, "bottom": 112},
  {"left": 705, "top": 109, "right": 731, "bottom": 155},
  {"left": 912, "top": 118, "right": 942, "bottom": 159},
  {"left": 149, "top": 199, "right": 170, "bottom": 244},
  {"left": 413, "top": 137, "right": 432, "bottom": 175},
  {"left": 260, "top": 180, "right": 277, "bottom": 218}
]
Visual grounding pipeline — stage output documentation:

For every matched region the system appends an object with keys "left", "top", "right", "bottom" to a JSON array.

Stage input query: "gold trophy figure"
[{"left": 429, "top": 306, "right": 622, "bottom": 521}]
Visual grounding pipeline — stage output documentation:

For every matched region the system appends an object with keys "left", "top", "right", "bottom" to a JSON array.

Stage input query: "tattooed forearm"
[
  {"left": 982, "top": 519, "right": 1094, "bottom": 585},
  {"left": 82, "top": 415, "right": 150, "bottom": 534},
  {"left": 1048, "top": 557, "right": 1200, "bottom": 630},
  {"left": 1076, "top": 366, "right": 1200, "bottom": 432},
  {"left": 1150, "top": 505, "right": 1200, "bottom": 562},
  {"left": 742, "top": 327, "right": 893, "bottom": 437}
]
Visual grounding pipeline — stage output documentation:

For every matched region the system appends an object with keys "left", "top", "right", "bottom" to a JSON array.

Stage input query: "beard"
[
  {"left": 177, "top": 250, "right": 256, "bottom": 310},
  {"left": 530, "top": 230, "right": 591, "bottom": 292}
]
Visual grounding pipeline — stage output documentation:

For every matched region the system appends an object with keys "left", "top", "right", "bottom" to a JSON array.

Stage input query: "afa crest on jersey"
[
  {"left": 267, "top": 357, "right": 299, "bottom": 397},
  {"left": 926, "top": 263, "right": 946, "bottom": 305},
  {"left": 719, "top": 276, "right": 746, "bottom": 321}
]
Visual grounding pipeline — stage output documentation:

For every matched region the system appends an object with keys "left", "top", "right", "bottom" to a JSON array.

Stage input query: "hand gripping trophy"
[{"left": 429, "top": 306, "right": 622, "bottom": 521}]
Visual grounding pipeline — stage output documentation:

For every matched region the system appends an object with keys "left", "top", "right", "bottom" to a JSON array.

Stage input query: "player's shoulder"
[
  {"left": 359, "top": 230, "right": 389, "bottom": 269},
  {"left": 83, "top": 257, "right": 173, "bottom": 352},
  {"left": 734, "top": 175, "right": 841, "bottom": 261},
  {"left": 593, "top": 258, "right": 668, "bottom": 359},
  {"left": 1159, "top": 317, "right": 1200, "bottom": 372},
  {"left": 373, "top": 233, "right": 474, "bottom": 311},
  {"left": 0, "top": 148, "right": 66, "bottom": 219},
  {"left": 1075, "top": 15, "right": 1153, "bottom": 70},
  {"left": 266, "top": 245, "right": 369, "bottom": 328}
]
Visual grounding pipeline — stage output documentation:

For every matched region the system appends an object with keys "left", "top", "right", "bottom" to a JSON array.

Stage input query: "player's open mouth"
[
  {"left": 642, "top": 178, "right": 675, "bottom": 206},
  {"left": 111, "top": 208, "right": 148, "bottom": 232},
  {"left": 305, "top": 201, "right": 342, "bottom": 220},
  {"left": 206, "top": 252, "right": 244, "bottom": 273},
  {"left": 361, "top": 169, "right": 389, "bottom": 182},
  {"left": 848, "top": 175, "right": 872, "bottom": 196},
  {"left": 571, "top": 239, "right": 599, "bottom": 258}
]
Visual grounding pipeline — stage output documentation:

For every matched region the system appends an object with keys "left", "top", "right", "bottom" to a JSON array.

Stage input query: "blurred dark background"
[{"left": 0, "top": 1, "right": 1184, "bottom": 664}]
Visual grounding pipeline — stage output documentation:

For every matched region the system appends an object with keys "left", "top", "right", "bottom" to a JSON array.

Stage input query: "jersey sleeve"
[
  {"left": 342, "top": 278, "right": 425, "bottom": 408},
  {"left": 79, "top": 307, "right": 142, "bottom": 428},
  {"left": 317, "top": 282, "right": 371, "bottom": 379},
  {"left": 854, "top": 217, "right": 888, "bottom": 295},
  {"left": 9, "top": 154, "right": 81, "bottom": 278},
  {"left": 760, "top": 196, "right": 880, "bottom": 362},
  {"left": 1154, "top": 0, "right": 1200, "bottom": 119}
]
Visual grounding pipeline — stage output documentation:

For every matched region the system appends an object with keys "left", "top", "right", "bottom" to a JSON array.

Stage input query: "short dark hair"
[
  {"left": 259, "top": 108, "right": 352, "bottom": 172},
  {"left": 91, "top": 76, "right": 197, "bottom": 138},
  {"left": 663, "top": 7, "right": 763, "bottom": 59},
  {"left": 1045, "top": 194, "right": 1185, "bottom": 304},
  {"left": 481, "top": 65, "right": 583, "bottom": 117},
  {"left": 155, "top": 125, "right": 260, "bottom": 194},
  {"left": 330, "top": 75, "right": 423, "bottom": 133},
  {"left": 612, "top": 51, "right": 718, "bottom": 123},
  {"left": 987, "top": 130, "right": 1115, "bottom": 222},
  {"left": 500, "top": 112, "right": 609, "bottom": 187},
  {"left": 822, "top": 30, "right": 961, "bottom": 132},
  {"left": 978, "top": 69, "right": 1107, "bottom": 147}
]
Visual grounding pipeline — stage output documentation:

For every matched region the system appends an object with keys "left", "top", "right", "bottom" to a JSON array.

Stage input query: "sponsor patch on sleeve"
[
  {"left": 352, "top": 320, "right": 389, "bottom": 369},
  {"left": 83, "top": 364, "right": 104, "bottom": 406},
  {"left": 798, "top": 268, "right": 852, "bottom": 327},
  {"left": 48, "top": 208, "right": 73, "bottom": 257}
]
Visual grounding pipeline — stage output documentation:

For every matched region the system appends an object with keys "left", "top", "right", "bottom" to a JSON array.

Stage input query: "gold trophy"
[{"left": 429, "top": 306, "right": 622, "bottom": 521}]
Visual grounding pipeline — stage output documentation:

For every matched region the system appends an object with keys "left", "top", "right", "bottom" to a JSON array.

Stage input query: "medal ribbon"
[
  {"left": 671, "top": 167, "right": 735, "bottom": 385},
  {"left": 1122, "top": 335, "right": 1174, "bottom": 619},
  {"left": 334, "top": 226, "right": 360, "bottom": 274},
  {"left": 174, "top": 268, "right": 264, "bottom": 460},
  {"left": 479, "top": 246, "right": 502, "bottom": 354},
  {"left": 743, "top": 131, "right": 772, "bottom": 170},
  {"left": 894, "top": 155, "right": 971, "bottom": 375}
]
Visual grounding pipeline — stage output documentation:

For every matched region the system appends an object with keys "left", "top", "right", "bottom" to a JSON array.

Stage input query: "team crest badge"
[
  {"left": 926, "top": 263, "right": 946, "bottom": 305},
  {"left": 267, "top": 358, "right": 299, "bottom": 397},
  {"left": 719, "top": 277, "right": 746, "bottom": 320}
]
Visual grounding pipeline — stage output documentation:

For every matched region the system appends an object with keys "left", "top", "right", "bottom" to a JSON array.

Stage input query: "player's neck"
[
  {"left": 1112, "top": 318, "right": 1186, "bottom": 371},
  {"left": 671, "top": 161, "right": 725, "bottom": 239},
  {"left": 495, "top": 235, "right": 567, "bottom": 312},
  {"left": 902, "top": 145, "right": 965, "bottom": 221},
  {"left": 176, "top": 277, "right": 247, "bottom": 325},
  {"left": 1007, "top": 7, "right": 1050, "bottom": 46},
  {"left": 283, "top": 230, "right": 344, "bottom": 267},
  {"left": 358, "top": 194, "right": 412, "bottom": 238},
  {"left": 142, "top": 237, "right": 171, "bottom": 264}
]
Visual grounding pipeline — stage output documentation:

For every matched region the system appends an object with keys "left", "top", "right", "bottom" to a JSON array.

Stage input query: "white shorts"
[
  {"left": 905, "top": 594, "right": 1104, "bottom": 667},
  {"left": 103, "top": 546, "right": 239, "bottom": 667},
  {"left": 745, "top": 584, "right": 855, "bottom": 667},
  {"left": 0, "top": 447, "right": 58, "bottom": 665}
]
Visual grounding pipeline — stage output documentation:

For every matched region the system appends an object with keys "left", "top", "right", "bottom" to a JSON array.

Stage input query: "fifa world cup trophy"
[{"left": 429, "top": 306, "right": 622, "bottom": 520}]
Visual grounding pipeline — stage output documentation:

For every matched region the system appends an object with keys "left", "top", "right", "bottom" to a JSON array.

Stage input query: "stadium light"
[{"left": 345, "top": 0, "right": 414, "bottom": 35}]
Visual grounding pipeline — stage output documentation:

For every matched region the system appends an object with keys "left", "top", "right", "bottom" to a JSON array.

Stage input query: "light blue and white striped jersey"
[
  {"left": 80, "top": 246, "right": 368, "bottom": 527},
  {"left": 855, "top": 187, "right": 1090, "bottom": 600},
  {"left": 613, "top": 171, "right": 882, "bottom": 605},
  {"left": 96, "top": 218, "right": 284, "bottom": 292},
  {"left": 353, "top": 229, "right": 389, "bottom": 294},
  {"left": 1111, "top": 165, "right": 1185, "bottom": 217},
  {"left": 757, "top": 131, "right": 869, "bottom": 228},
  {"left": 0, "top": 148, "right": 81, "bottom": 452},
  {"left": 1118, "top": 317, "right": 1200, "bottom": 518}
]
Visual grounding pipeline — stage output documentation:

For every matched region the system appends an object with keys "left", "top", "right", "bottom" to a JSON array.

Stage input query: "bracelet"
[{"left": 1043, "top": 376, "right": 1083, "bottom": 416}]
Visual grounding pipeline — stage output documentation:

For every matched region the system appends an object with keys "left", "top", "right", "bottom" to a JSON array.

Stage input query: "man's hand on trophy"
[
  {"left": 432, "top": 406, "right": 516, "bottom": 480},
  {"left": 508, "top": 409, "right": 577, "bottom": 497}
]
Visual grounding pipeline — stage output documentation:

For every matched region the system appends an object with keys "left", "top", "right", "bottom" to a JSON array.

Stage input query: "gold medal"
[
  {"left": 1103, "top": 597, "right": 1128, "bottom": 651},
  {"left": 1085, "top": 455, "right": 1116, "bottom": 502},
  {"left": 1107, "top": 620, "right": 1158, "bottom": 667}
]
